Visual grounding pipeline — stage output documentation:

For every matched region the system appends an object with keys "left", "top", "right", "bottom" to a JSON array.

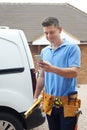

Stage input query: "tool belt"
[{"left": 42, "top": 92, "right": 81, "bottom": 117}]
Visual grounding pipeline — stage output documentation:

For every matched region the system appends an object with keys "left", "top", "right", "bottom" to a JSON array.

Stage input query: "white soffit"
[{"left": 32, "top": 30, "right": 80, "bottom": 45}]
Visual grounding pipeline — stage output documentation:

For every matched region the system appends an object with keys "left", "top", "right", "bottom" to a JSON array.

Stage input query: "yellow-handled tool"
[{"left": 24, "top": 96, "right": 42, "bottom": 119}]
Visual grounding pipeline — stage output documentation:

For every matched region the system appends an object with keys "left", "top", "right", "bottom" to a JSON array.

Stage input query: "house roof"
[{"left": 0, "top": 3, "right": 87, "bottom": 42}]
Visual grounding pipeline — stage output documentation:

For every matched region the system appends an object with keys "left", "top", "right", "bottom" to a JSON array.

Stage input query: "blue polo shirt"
[{"left": 41, "top": 39, "right": 81, "bottom": 96}]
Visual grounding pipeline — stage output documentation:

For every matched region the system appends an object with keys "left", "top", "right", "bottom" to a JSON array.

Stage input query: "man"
[{"left": 34, "top": 17, "right": 81, "bottom": 130}]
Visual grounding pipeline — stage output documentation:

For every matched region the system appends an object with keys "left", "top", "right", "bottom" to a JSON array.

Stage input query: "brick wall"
[
  {"left": 29, "top": 44, "right": 87, "bottom": 84},
  {"left": 78, "top": 44, "right": 87, "bottom": 84}
]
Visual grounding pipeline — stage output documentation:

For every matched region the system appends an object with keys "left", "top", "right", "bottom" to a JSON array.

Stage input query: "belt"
[{"left": 43, "top": 92, "right": 77, "bottom": 106}]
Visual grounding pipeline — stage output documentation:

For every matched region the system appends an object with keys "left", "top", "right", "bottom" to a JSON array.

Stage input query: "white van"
[{"left": 0, "top": 27, "right": 45, "bottom": 130}]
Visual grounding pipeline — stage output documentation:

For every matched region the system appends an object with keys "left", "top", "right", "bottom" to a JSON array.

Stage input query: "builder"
[{"left": 34, "top": 17, "right": 81, "bottom": 130}]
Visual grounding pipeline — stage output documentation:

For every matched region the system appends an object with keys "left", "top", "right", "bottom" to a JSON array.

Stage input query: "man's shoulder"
[
  {"left": 64, "top": 39, "right": 79, "bottom": 48},
  {"left": 64, "top": 39, "right": 77, "bottom": 45}
]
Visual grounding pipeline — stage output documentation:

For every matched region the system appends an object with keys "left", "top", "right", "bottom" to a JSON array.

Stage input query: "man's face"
[{"left": 43, "top": 25, "right": 62, "bottom": 44}]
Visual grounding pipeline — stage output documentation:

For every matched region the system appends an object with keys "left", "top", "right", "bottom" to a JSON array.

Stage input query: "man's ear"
[{"left": 58, "top": 27, "right": 62, "bottom": 33}]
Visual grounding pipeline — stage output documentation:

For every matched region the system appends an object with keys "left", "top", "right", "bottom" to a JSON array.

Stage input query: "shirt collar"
[{"left": 48, "top": 39, "right": 67, "bottom": 50}]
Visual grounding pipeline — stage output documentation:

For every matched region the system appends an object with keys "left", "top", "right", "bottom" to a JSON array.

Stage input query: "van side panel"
[
  {"left": 19, "top": 30, "right": 34, "bottom": 69},
  {"left": 0, "top": 30, "right": 34, "bottom": 112}
]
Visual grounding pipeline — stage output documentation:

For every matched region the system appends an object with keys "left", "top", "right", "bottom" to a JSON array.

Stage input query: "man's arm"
[
  {"left": 34, "top": 69, "right": 44, "bottom": 99},
  {"left": 39, "top": 62, "right": 80, "bottom": 78},
  {"left": 51, "top": 66, "right": 80, "bottom": 78}
]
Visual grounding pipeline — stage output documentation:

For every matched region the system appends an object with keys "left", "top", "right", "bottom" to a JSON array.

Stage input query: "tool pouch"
[
  {"left": 42, "top": 92, "right": 54, "bottom": 115},
  {"left": 64, "top": 99, "right": 81, "bottom": 117},
  {"left": 42, "top": 92, "right": 81, "bottom": 117}
]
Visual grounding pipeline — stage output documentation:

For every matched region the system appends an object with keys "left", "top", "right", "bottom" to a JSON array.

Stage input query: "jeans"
[{"left": 46, "top": 106, "right": 77, "bottom": 130}]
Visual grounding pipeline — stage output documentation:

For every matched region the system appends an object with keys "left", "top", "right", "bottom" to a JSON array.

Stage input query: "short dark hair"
[{"left": 42, "top": 17, "right": 60, "bottom": 27}]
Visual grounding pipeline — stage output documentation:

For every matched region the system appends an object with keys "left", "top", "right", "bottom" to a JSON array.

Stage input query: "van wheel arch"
[{"left": 0, "top": 106, "right": 26, "bottom": 129}]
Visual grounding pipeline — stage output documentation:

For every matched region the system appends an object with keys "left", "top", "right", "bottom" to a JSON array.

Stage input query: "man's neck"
[{"left": 52, "top": 39, "right": 63, "bottom": 50}]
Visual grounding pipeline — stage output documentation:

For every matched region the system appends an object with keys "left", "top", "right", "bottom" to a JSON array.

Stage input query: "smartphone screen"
[{"left": 34, "top": 55, "right": 43, "bottom": 63}]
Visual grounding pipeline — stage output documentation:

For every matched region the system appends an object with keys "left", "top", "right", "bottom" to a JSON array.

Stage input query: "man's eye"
[
  {"left": 44, "top": 31, "right": 56, "bottom": 35},
  {"left": 44, "top": 32, "right": 48, "bottom": 35}
]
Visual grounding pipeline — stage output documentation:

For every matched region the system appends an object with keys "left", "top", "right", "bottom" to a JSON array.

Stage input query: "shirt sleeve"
[{"left": 68, "top": 44, "right": 81, "bottom": 67}]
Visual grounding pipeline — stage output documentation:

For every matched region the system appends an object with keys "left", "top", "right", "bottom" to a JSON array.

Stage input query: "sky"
[{"left": 0, "top": 0, "right": 87, "bottom": 13}]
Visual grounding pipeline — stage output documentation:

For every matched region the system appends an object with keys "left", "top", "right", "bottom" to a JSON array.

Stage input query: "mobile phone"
[{"left": 34, "top": 55, "right": 43, "bottom": 63}]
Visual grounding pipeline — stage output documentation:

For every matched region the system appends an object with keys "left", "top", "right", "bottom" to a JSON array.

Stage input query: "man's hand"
[
  {"left": 38, "top": 61, "right": 80, "bottom": 78},
  {"left": 39, "top": 61, "right": 53, "bottom": 72}
]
